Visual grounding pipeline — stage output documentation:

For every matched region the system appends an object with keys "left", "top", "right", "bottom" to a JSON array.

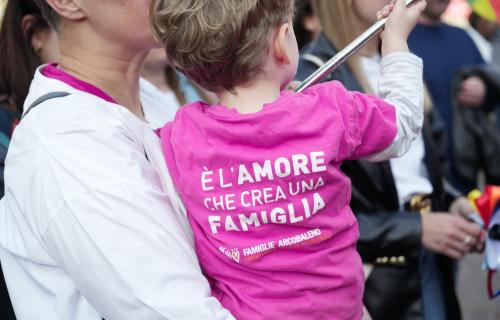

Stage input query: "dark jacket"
[
  {"left": 452, "top": 66, "right": 500, "bottom": 188},
  {"left": 296, "top": 33, "right": 461, "bottom": 320},
  {"left": 0, "top": 96, "right": 18, "bottom": 320},
  {"left": 0, "top": 96, "right": 19, "bottom": 199}
]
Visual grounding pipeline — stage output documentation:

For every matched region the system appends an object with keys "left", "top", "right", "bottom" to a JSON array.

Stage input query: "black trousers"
[{"left": 0, "top": 262, "right": 16, "bottom": 320}]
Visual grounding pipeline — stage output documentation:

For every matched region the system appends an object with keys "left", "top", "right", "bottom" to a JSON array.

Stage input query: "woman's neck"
[
  {"left": 358, "top": 38, "right": 380, "bottom": 57},
  {"left": 352, "top": 18, "right": 380, "bottom": 58},
  {"left": 58, "top": 33, "right": 148, "bottom": 120}
]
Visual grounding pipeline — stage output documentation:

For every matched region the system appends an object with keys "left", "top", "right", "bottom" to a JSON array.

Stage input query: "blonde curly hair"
[{"left": 150, "top": 0, "right": 295, "bottom": 92}]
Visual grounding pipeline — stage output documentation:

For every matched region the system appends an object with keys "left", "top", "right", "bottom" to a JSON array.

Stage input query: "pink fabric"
[
  {"left": 41, "top": 64, "right": 116, "bottom": 103},
  {"left": 161, "top": 81, "right": 397, "bottom": 320}
]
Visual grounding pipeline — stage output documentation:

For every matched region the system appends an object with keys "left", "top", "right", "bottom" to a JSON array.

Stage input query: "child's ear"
[{"left": 273, "top": 23, "right": 291, "bottom": 65}]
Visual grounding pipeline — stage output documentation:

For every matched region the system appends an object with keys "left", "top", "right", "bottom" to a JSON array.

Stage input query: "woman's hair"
[
  {"left": 151, "top": 0, "right": 295, "bottom": 92},
  {"left": 294, "top": 0, "right": 314, "bottom": 50},
  {"left": 310, "top": 0, "right": 373, "bottom": 93},
  {"left": 165, "top": 67, "right": 187, "bottom": 106},
  {"left": 311, "top": 0, "right": 433, "bottom": 111},
  {"left": 0, "top": 0, "right": 50, "bottom": 112},
  {"left": 33, "top": 0, "right": 58, "bottom": 28}
]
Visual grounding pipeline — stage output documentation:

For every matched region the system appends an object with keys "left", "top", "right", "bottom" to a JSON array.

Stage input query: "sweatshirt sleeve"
[
  {"left": 364, "top": 52, "right": 424, "bottom": 162},
  {"left": 302, "top": 79, "right": 397, "bottom": 161}
]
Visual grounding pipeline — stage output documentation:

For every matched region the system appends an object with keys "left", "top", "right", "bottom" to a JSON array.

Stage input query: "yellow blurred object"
[
  {"left": 468, "top": 0, "right": 500, "bottom": 22},
  {"left": 0, "top": 0, "right": 6, "bottom": 25},
  {"left": 468, "top": 189, "right": 482, "bottom": 212}
]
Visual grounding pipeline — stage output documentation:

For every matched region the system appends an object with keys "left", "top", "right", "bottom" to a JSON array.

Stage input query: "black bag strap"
[{"left": 22, "top": 92, "right": 70, "bottom": 119}]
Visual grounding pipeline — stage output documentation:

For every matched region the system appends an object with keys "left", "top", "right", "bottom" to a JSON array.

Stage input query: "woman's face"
[
  {"left": 352, "top": 0, "right": 392, "bottom": 27},
  {"left": 79, "top": 0, "right": 159, "bottom": 50}
]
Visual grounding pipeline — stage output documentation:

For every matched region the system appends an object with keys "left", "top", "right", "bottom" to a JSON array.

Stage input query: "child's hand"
[
  {"left": 376, "top": 0, "right": 397, "bottom": 21},
  {"left": 378, "top": 0, "right": 427, "bottom": 56}
]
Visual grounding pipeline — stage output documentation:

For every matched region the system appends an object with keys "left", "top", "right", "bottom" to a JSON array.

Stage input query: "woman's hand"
[
  {"left": 421, "top": 212, "right": 483, "bottom": 259},
  {"left": 449, "top": 197, "right": 486, "bottom": 252},
  {"left": 457, "top": 76, "right": 487, "bottom": 108}
]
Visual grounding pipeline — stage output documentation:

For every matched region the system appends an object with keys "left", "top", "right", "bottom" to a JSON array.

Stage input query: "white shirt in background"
[
  {"left": 466, "top": 27, "right": 493, "bottom": 63},
  {"left": 140, "top": 78, "right": 181, "bottom": 123},
  {"left": 360, "top": 55, "right": 433, "bottom": 207}
]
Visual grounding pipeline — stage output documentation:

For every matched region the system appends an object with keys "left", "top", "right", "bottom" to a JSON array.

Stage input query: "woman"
[
  {"left": 0, "top": 0, "right": 233, "bottom": 319},
  {"left": 297, "top": 1, "right": 483, "bottom": 319},
  {"left": 0, "top": 0, "right": 59, "bottom": 197}
]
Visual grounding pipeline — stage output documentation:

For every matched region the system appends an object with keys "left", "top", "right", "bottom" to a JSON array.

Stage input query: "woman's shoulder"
[
  {"left": 22, "top": 92, "right": 123, "bottom": 134},
  {"left": 8, "top": 90, "right": 162, "bottom": 196},
  {"left": 10, "top": 88, "right": 151, "bottom": 178},
  {"left": 297, "top": 33, "right": 340, "bottom": 82},
  {"left": 301, "top": 33, "right": 338, "bottom": 59}
]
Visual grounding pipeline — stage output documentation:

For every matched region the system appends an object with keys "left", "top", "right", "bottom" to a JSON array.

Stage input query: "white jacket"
[{"left": 0, "top": 68, "right": 234, "bottom": 320}]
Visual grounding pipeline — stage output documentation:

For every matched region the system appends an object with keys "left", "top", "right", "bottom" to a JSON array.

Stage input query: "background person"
[
  {"left": 0, "top": 2, "right": 59, "bottom": 317},
  {"left": 0, "top": 0, "right": 59, "bottom": 197},
  {"left": 141, "top": 48, "right": 215, "bottom": 113},
  {"left": 408, "top": 0, "right": 490, "bottom": 193},
  {"left": 297, "top": 0, "right": 484, "bottom": 319},
  {"left": 466, "top": 10, "right": 499, "bottom": 63}
]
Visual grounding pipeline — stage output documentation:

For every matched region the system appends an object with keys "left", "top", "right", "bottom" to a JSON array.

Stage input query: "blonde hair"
[
  {"left": 150, "top": 0, "right": 295, "bottom": 93},
  {"left": 310, "top": 0, "right": 433, "bottom": 110},
  {"left": 311, "top": 0, "right": 373, "bottom": 93}
]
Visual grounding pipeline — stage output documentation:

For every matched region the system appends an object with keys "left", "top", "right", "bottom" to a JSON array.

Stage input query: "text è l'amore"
[{"left": 200, "top": 151, "right": 329, "bottom": 234}]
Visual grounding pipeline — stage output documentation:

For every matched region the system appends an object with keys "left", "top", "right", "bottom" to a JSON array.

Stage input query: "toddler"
[{"left": 151, "top": 0, "right": 426, "bottom": 319}]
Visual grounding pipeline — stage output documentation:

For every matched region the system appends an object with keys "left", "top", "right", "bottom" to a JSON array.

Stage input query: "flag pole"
[{"left": 295, "top": 0, "right": 422, "bottom": 93}]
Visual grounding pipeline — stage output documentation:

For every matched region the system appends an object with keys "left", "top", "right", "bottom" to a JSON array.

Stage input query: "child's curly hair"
[{"left": 150, "top": 0, "right": 295, "bottom": 92}]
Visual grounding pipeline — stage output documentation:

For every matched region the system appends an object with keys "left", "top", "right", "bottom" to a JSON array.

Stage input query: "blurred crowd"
[{"left": 0, "top": 0, "right": 499, "bottom": 319}]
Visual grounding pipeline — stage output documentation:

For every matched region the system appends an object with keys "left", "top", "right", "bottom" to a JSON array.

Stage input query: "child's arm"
[
  {"left": 362, "top": 0, "right": 427, "bottom": 162},
  {"left": 364, "top": 51, "right": 423, "bottom": 162}
]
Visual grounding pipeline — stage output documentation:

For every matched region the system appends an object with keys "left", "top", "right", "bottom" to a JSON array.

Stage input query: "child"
[{"left": 151, "top": 0, "right": 426, "bottom": 319}]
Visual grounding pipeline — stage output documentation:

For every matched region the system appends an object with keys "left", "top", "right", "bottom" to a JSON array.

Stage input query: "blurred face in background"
[
  {"left": 144, "top": 48, "right": 168, "bottom": 69},
  {"left": 353, "top": 0, "right": 391, "bottom": 27},
  {"left": 423, "top": 0, "right": 451, "bottom": 21},
  {"left": 27, "top": 24, "right": 59, "bottom": 63}
]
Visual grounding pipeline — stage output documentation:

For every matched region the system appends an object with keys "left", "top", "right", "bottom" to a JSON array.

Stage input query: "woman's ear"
[
  {"left": 45, "top": 0, "right": 86, "bottom": 21},
  {"left": 21, "top": 14, "right": 36, "bottom": 39},
  {"left": 273, "top": 23, "right": 291, "bottom": 65},
  {"left": 21, "top": 15, "right": 42, "bottom": 54}
]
